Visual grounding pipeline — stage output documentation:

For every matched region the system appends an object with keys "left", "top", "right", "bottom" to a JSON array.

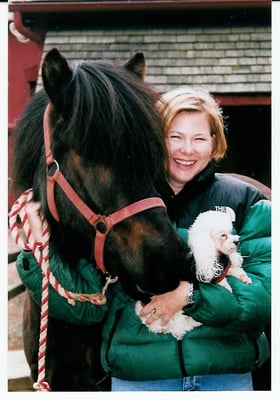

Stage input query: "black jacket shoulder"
[{"left": 166, "top": 168, "right": 266, "bottom": 232}]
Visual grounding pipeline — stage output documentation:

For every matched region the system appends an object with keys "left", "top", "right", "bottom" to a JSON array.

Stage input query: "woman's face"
[{"left": 166, "top": 110, "right": 215, "bottom": 194}]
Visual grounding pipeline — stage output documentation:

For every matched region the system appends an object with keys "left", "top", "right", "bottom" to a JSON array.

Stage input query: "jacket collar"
[{"left": 161, "top": 162, "right": 216, "bottom": 221}]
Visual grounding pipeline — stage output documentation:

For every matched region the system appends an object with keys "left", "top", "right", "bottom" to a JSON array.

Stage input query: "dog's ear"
[
  {"left": 125, "top": 52, "right": 146, "bottom": 80},
  {"left": 189, "top": 231, "right": 218, "bottom": 283}
]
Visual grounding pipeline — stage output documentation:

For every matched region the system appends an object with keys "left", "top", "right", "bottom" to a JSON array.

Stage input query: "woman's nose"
[{"left": 180, "top": 140, "right": 194, "bottom": 154}]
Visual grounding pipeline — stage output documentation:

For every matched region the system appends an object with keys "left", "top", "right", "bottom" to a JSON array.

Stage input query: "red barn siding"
[{"left": 8, "top": 30, "right": 44, "bottom": 207}]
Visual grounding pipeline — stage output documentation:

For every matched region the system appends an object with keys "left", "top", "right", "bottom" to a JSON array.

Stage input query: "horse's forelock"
[{"left": 59, "top": 60, "right": 167, "bottom": 191}]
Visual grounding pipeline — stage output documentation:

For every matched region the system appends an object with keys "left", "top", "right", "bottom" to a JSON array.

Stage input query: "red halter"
[{"left": 43, "top": 104, "right": 166, "bottom": 273}]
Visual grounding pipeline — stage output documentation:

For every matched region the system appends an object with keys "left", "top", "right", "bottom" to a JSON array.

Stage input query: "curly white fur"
[
  {"left": 136, "top": 209, "right": 252, "bottom": 340},
  {"left": 188, "top": 210, "right": 250, "bottom": 287},
  {"left": 135, "top": 301, "right": 202, "bottom": 340}
]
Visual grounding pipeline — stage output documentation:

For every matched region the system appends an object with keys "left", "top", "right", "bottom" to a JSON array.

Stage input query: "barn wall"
[{"left": 38, "top": 24, "right": 271, "bottom": 94}]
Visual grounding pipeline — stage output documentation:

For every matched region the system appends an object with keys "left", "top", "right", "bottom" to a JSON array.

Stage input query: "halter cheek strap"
[
  {"left": 43, "top": 104, "right": 166, "bottom": 273},
  {"left": 44, "top": 104, "right": 59, "bottom": 221}
]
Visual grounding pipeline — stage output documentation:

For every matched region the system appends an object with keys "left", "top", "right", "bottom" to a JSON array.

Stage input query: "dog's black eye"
[{"left": 221, "top": 234, "right": 228, "bottom": 239}]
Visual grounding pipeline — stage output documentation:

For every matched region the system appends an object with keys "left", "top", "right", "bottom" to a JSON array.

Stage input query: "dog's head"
[
  {"left": 188, "top": 210, "right": 240, "bottom": 283},
  {"left": 190, "top": 210, "right": 239, "bottom": 255},
  {"left": 206, "top": 212, "right": 239, "bottom": 255},
  {"left": 211, "top": 230, "right": 240, "bottom": 255}
]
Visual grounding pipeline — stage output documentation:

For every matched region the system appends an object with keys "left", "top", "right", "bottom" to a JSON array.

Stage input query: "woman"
[
  {"left": 100, "top": 87, "right": 271, "bottom": 391},
  {"left": 17, "top": 87, "right": 271, "bottom": 391}
]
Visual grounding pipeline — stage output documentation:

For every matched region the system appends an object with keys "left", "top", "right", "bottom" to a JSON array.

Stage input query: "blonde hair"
[{"left": 158, "top": 87, "right": 227, "bottom": 161}]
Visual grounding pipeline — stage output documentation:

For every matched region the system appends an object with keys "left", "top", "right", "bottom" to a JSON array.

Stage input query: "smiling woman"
[
  {"left": 160, "top": 87, "right": 227, "bottom": 195},
  {"left": 102, "top": 86, "right": 271, "bottom": 391}
]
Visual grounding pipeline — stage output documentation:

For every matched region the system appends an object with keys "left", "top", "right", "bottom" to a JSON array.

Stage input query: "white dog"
[
  {"left": 188, "top": 209, "right": 252, "bottom": 290},
  {"left": 136, "top": 209, "right": 252, "bottom": 340}
]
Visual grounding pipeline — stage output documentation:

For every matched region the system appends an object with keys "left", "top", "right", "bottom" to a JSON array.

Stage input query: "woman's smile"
[{"left": 173, "top": 158, "right": 196, "bottom": 167}]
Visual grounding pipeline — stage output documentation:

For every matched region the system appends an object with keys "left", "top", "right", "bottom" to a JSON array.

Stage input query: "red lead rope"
[{"left": 9, "top": 189, "right": 51, "bottom": 391}]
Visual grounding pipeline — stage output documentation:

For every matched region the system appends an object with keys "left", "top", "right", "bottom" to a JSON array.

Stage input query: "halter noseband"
[{"left": 43, "top": 104, "right": 166, "bottom": 273}]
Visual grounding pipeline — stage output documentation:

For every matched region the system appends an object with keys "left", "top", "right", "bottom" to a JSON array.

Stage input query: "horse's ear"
[
  {"left": 125, "top": 52, "right": 146, "bottom": 80},
  {"left": 42, "top": 48, "right": 72, "bottom": 111}
]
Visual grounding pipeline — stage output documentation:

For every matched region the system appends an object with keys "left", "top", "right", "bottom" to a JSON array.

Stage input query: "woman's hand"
[
  {"left": 25, "top": 201, "right": 43, "bottom": 243},
  {"left": 140, "top": 281, "right": 190, "bottom": 326}
]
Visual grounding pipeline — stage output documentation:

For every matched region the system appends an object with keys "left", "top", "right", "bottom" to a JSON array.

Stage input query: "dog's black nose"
[{"left": 233, "top": 240, "right": 240, "bottom": 246}]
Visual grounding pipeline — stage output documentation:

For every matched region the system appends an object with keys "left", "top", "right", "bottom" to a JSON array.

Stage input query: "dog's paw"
[
  {"left": 240, "top": 274, "right": 252, "bottom": 284},
  {"left": 229, "top": 252, "right": 243, "bottom": 268},
  {"left": 227, "top": 266, "right": 252, "bottom": 285},
  {"left": 168, "top": 315, "right": 202, "bottom": 340}
]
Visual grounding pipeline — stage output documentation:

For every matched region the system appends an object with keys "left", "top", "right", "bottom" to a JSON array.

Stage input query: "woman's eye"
[{"left": 169, "top": 134, "right": 181, "bottom": 141}]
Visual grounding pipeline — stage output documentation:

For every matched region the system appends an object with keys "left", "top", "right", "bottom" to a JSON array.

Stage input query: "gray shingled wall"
[{"left": 38, "top": 24, "right": 271, "bottom": 94}]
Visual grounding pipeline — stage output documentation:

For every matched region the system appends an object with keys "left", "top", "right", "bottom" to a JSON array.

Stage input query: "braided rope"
[
  {"left": 9, "top": 189, "right": 79, "bottom": 305},
  {"left": 9, "top": 189, "right": 51, "bottom": 391},
  {"left": 9, "top": 189, "right": 110, "bottom": 391}
]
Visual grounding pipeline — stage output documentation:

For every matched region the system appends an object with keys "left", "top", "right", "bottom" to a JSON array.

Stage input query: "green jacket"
[
  {"left": 16, "top": 247, "right": 110, "bottom": 325},
  {"left": 100, "top": 199, "right": 271, "bottom": 380},
  {"left": 16, "top": 200, "right": 271, "bottom": 379}
]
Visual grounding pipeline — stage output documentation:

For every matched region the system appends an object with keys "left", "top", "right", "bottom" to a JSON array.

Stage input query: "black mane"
[
  {"left": 13, "top": 59, "right": 167, "bottom": 197},
  {"left": 12, "top": 90, "right": 48, "bottom": 194}
]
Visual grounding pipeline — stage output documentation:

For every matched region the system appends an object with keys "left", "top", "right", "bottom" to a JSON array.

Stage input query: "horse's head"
[{"left": 12, "top": 48, "right": 188, "bottom": 300}]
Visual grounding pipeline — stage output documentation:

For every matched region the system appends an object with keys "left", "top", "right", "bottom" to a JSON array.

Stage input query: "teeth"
[{"left": 175, "top": 159, "right": 195, "bottom": 166}]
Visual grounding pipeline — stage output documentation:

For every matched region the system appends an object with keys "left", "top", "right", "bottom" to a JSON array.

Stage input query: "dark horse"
[{"left": 11, "top": 49, "right": 188, "bottom": 391}]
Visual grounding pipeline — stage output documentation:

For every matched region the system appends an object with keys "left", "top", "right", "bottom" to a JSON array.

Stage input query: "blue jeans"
[{"left": 112, "top": 372, "right": 253, "bottom": 391}]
